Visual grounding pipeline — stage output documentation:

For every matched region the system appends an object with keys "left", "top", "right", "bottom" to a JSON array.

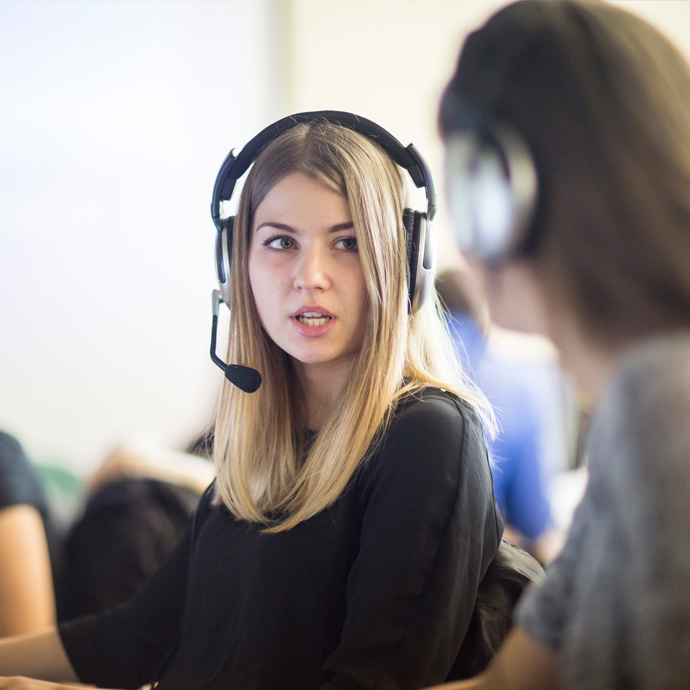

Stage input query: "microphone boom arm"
[{"left": 210, "top": 290, "right": 262, "bottom": 393}]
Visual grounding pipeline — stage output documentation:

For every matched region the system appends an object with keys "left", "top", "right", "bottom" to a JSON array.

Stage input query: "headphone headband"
[{"left": 211, "top": 110, "right": 436, "bottom": 231}]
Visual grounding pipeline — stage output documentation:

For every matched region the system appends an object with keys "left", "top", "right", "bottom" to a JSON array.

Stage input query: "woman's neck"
[{"left": 292, "top": 358, "right": 354, "bottom": 430}]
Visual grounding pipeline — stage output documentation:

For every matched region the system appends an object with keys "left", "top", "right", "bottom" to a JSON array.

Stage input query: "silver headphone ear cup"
[
  {"left": 471, "top": 147, "right": 516, "bottom": 256},
  {"left": 411, "top": 215, "right": 436, "bottom": 313},
  {"left": 446, "top": 135, "right": 480, "bottom": 253},
  {"left": 446, "top": 126, "right": 537, "bottom": 262},
  {"left": 404, "top": 209, "right": 437, "bottom": 313}
]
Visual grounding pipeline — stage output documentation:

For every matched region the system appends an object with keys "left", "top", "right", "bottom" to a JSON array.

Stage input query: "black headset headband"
[{"left": 210, "top": 110, "right": 437, "bottom": 231}]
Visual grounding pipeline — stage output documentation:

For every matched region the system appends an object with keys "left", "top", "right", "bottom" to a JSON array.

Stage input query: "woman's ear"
[{"left": 468, "top": 256, "right": 549, "bottom": 337}]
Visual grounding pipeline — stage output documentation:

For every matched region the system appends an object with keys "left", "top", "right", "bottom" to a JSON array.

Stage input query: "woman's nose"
[{"left": 293, "top": 247, "right": 331, "bottom": 292}]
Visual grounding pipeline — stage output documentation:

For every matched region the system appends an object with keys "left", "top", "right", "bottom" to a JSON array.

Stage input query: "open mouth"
[{"left": 295, "top": 312, "right": 333, "bottom": 327}]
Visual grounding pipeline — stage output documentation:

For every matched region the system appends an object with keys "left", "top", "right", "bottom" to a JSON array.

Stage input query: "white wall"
[{"left": 0, "top": 0, "right": 285, "bottom": 473}]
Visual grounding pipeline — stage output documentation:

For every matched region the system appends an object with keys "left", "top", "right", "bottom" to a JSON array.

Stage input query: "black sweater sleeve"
[
  {"left": 321, "top": 390, "right": 503, "bottom": 690},
  {"left": 58, "top": 485, "right": 214, "bottom": 688}
]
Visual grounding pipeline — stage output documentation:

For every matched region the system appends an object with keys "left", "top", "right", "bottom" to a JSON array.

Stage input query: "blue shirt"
[{"left": 447, "top": 314, "right": 555, "bottom": 540}]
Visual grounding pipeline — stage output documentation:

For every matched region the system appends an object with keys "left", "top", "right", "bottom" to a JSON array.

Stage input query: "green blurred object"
[{"left": 36, "top": 463, "right": 84, "bottom": 526}]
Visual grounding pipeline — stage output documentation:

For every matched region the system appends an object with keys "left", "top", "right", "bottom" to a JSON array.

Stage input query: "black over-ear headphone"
[{"left": 209, "top": 110, "right": 438, "bottom": 393}]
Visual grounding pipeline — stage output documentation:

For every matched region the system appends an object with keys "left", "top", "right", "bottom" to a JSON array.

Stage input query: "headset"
[
  {"left": 209, "top": 110, "right": 438, "bottom": 393},
  {"left": 441, "top": 6, "right": 543, "bottom": 265}
]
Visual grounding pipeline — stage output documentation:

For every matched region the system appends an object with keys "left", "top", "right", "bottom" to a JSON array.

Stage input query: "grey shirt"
[{"left": 517, "top": 332, "right": 690, "bottom": 689}]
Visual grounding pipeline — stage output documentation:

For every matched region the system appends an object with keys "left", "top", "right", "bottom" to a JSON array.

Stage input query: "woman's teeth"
[{"left": 296, "top": 313, "right": 332, "bottom": 327}]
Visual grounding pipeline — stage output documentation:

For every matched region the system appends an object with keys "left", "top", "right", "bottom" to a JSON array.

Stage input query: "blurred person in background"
[
  {"left": 436, "top": 267, "right": 568, "bottom": 564},
  {"left": 56, "top": 441, "right": 212, "bottom": 621},
  {"left": 0, "top": 431, "right": 56, "bottom": 637}
]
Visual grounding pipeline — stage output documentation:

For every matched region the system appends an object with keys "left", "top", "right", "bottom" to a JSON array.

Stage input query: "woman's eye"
[
  {"left": 266, "top": 236, "right": 295, "bottom": 250},
  {"left": 336, "top": 236, "right": 358, "bottom": 251}
]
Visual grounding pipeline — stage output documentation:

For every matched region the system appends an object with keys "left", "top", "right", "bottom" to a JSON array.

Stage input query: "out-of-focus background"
[{"left": 2, "top": 0, "right": 689, "bottom": 482}]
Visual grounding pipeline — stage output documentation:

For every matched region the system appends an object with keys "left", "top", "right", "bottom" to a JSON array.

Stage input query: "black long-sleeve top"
[{"left": 59, "top": 388, "right": 503, "bottom": 690}]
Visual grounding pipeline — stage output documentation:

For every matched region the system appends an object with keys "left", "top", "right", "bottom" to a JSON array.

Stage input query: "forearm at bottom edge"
[{"left": 0, "top": 629, "right": 78, "bottom": 683}]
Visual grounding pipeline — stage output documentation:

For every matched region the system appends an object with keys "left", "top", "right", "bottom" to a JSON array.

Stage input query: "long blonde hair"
[{"left": 213, "top": 121, "right": 491, "bottom": 531}]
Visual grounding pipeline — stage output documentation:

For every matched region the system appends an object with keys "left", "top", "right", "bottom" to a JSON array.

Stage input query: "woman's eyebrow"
[
  {"left": 328, "top": 222, "right": 355, "bottom": 233},
  {"left": 254, "top": 221, "right": 354, "bottom": 233},
  {"left": 254, "top": 222, "right": 296, "bottom": 233}
]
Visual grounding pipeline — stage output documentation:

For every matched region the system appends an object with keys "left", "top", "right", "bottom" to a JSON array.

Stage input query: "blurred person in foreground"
[{"left": 430, "top": 0, "right": 690, "bottom": 687}]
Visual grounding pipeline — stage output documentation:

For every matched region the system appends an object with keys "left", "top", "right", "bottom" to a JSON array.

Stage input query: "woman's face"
[{"left": 248, "top": 172, "right": 369, "bottom": 376}]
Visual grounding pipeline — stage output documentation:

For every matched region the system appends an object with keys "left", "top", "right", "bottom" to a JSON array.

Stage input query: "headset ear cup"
[
  {"left": 403, "top": 208, "right": 435, "bottom": 312},
  {"left": 403, "top": 208, "right": 436, "bottom": 313},
  {"left": 416, "top": 214, "right": 436, "bottom": 310},
  {"left": 446, "top": 127, "right": 538, "bottom": 261},
  {"left": 216, "top": 217, "right": 234, "bottom": 306}
]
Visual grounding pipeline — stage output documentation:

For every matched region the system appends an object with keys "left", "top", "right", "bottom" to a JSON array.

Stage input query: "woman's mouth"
[
  {"left": 295, "top": 312, "right": 333, "bottom": 327},
  {"left": 291, "top": 308, "right": 337, "bottom": 338}
]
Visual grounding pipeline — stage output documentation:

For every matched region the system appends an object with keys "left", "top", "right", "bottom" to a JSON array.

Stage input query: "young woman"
[
  {"left": 434, "top": 1, "right": 690, "bottom": 688},
  {"left": 0, "top": 113, "right": 502, "bottom": 690}
]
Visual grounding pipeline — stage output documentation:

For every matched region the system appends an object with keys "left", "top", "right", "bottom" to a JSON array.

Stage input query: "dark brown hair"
[{"left": 440, "top": 0, "right": 690, "bottom": 347}]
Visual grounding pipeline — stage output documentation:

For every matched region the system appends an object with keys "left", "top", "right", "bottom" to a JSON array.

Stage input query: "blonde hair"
[{"left": 213, "top": 121, "right": 491, "bottom": 531}]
